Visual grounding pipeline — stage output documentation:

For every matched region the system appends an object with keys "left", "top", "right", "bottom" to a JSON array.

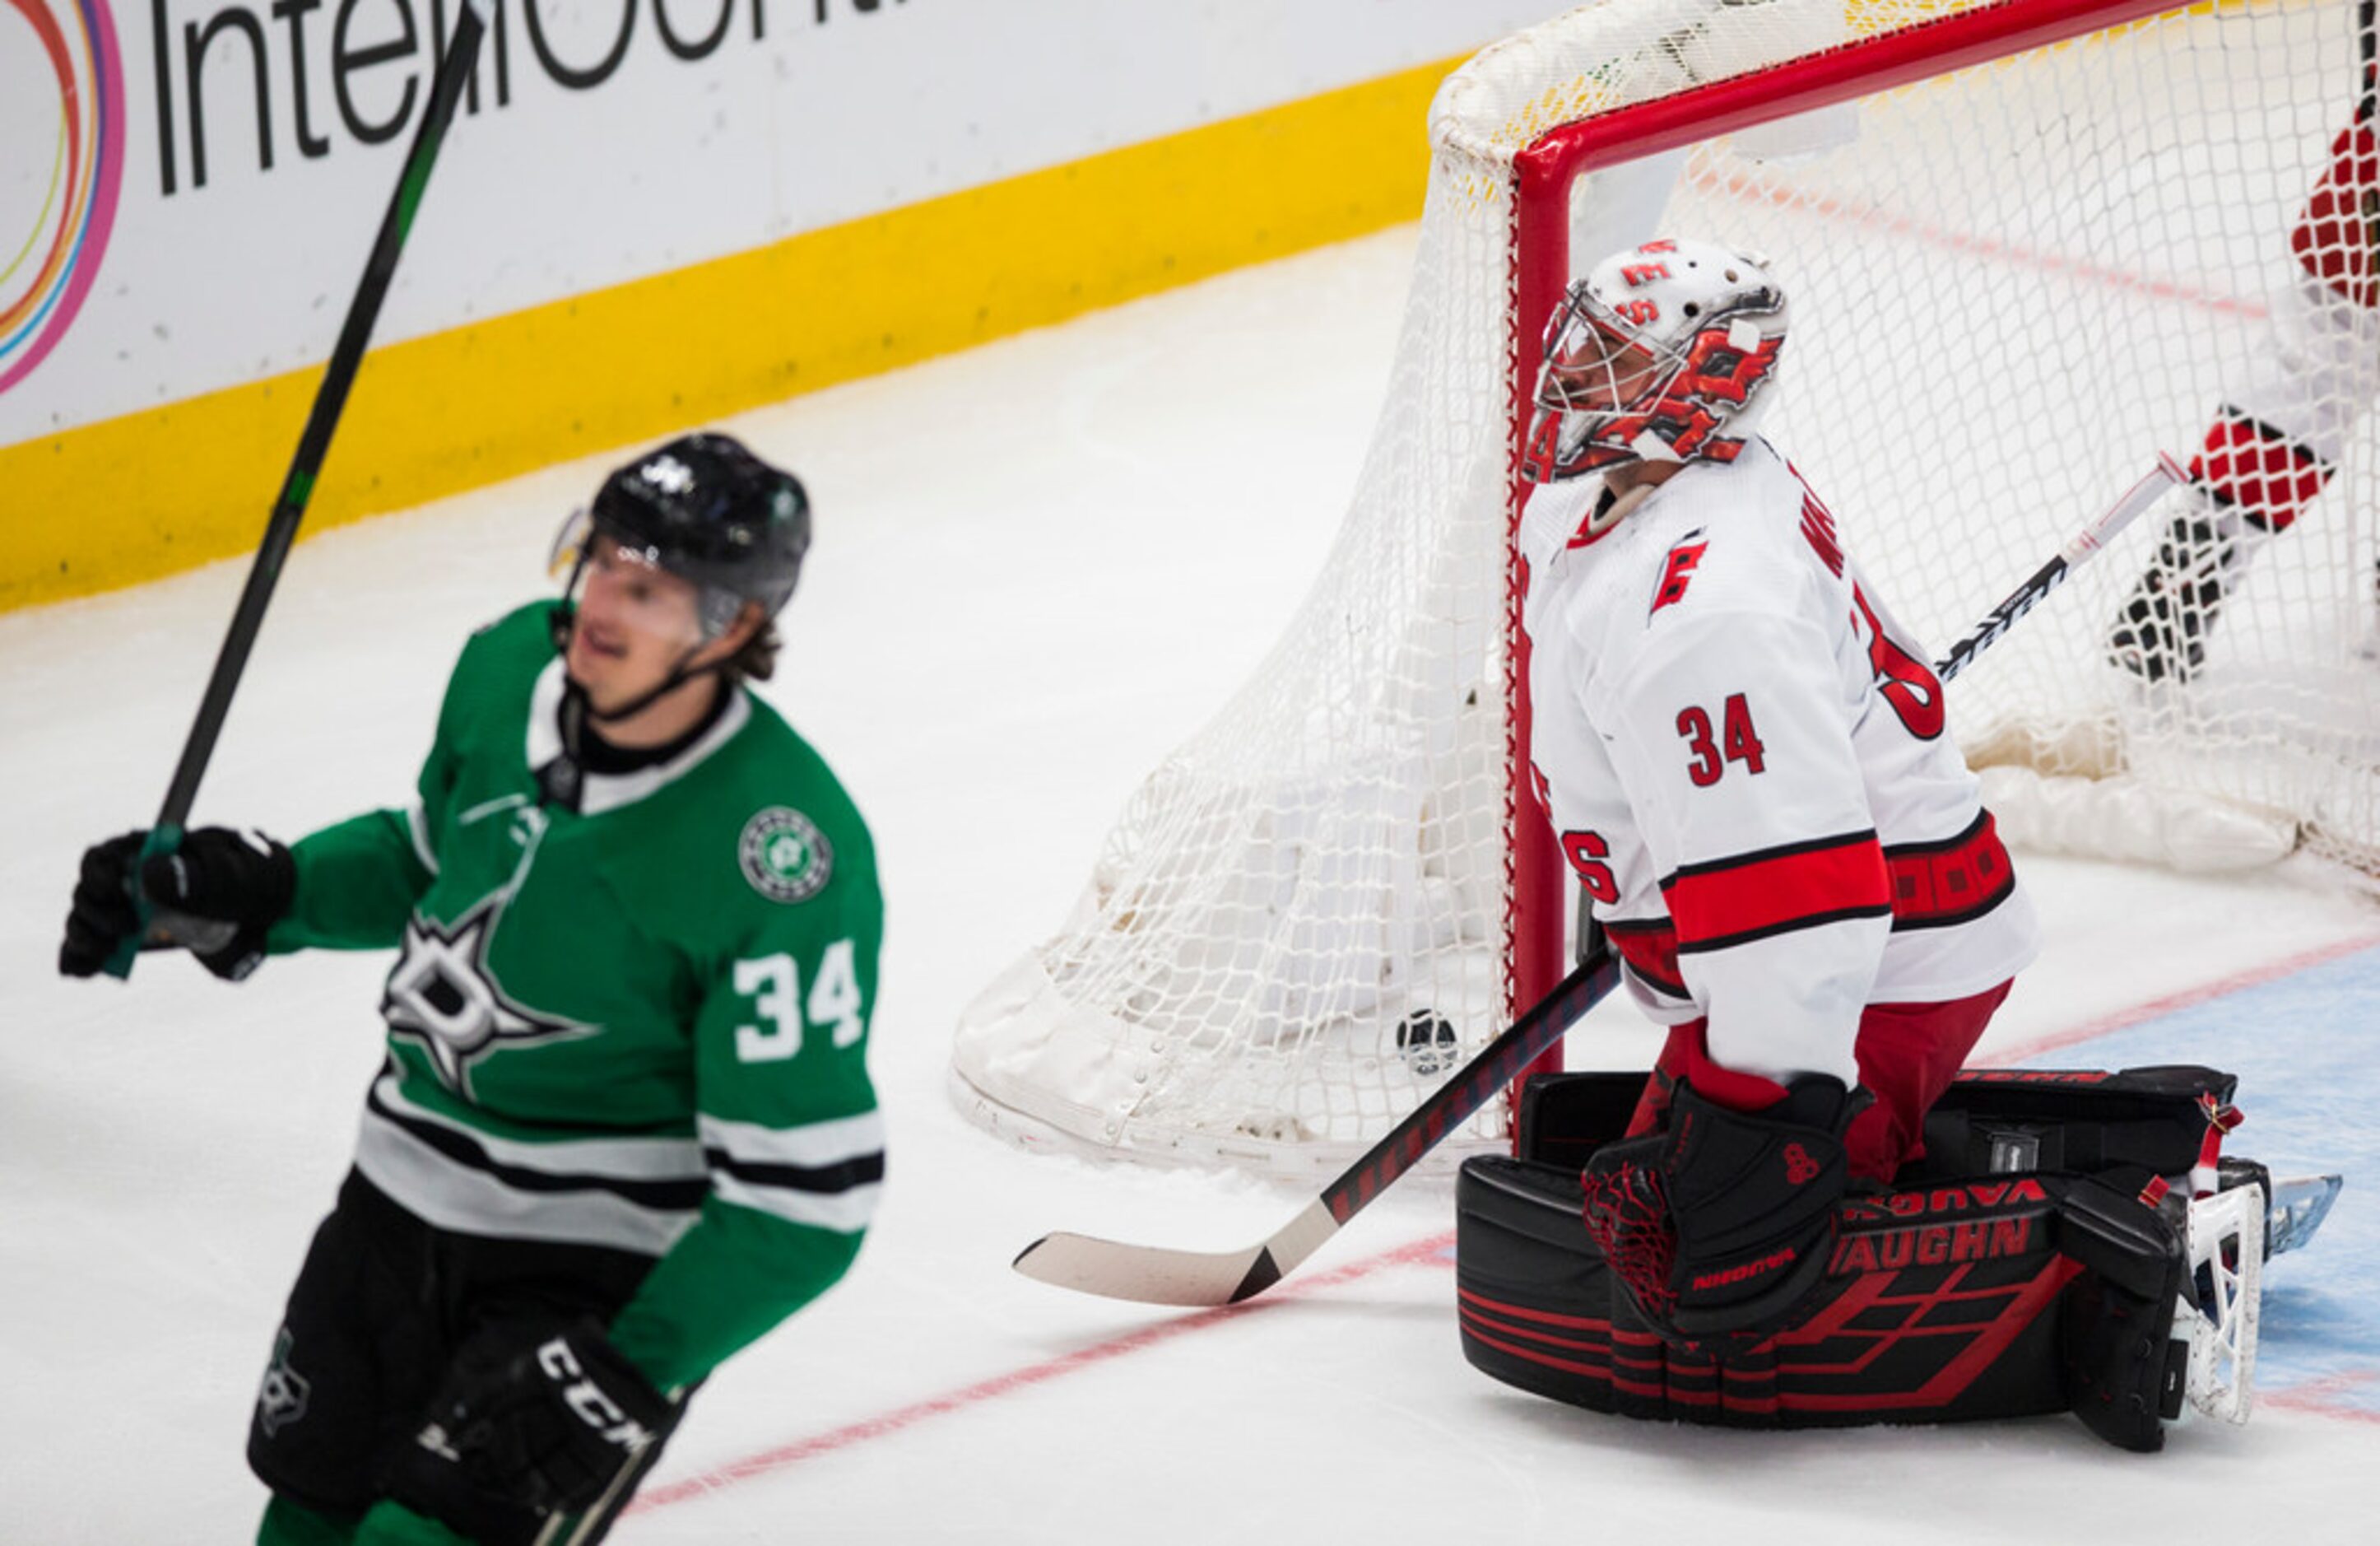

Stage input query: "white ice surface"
[{"left": 5, "top": 228, "right": 2380, "bottom": 1544}]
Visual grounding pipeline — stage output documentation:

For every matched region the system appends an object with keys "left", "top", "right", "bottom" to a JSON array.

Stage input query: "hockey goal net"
[{"left": 952, "top": 0, "right": 2380, "bottom": 1176}]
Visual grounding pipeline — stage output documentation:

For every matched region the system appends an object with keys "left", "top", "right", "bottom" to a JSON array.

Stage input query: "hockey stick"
[
  {"left": 1016, "top": 457, "right": 2191, "bottom": 1307},
  {"left": 1931, "top": 454, "right": 2188, "bottom": 682},
  {"left": 1012, "top": 948, "right": 1625, "bottom": 1306},
  {"left": 104, "top": 1, "right": 490, "bottom": 978},
  {"left": 532, "top": 1377, "right": 703, "bottom": 1546}
]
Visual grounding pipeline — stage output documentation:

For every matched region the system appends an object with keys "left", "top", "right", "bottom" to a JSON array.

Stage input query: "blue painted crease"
[{"left": 2023, "top": 943, "right": 2380, "bottom": 1414}]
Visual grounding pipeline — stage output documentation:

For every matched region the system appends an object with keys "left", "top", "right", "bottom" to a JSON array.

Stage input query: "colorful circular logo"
[{"left": 1, "top": 0, "right": 124, "bottom": 396}]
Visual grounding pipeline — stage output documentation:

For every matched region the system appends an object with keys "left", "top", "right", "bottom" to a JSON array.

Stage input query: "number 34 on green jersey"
[{"left": 734, "top": 939, "right": 864, "bottom": 1062}]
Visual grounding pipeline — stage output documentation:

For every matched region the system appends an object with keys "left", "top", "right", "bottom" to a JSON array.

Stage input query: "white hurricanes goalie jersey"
[{"left": 1519, "top": 438, "right": 2038, "bottom": 1087}]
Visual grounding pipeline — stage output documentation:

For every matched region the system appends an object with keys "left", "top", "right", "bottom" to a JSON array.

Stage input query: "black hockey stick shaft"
[
  {"left": 104, "top": 2, "right": 489, "bottom": 978},
  {"left": 1011, "top": 946, "right": 1623, "bottom": 1306},
  {"left": 1931, "top": 454, "right": 2186, "bottom": 684},
  {"left": 1316, "top": 948, "right": 1621, "bottom": 1229},
  {"left": 533, "top": 1377, "right": 703, "bottom": 1545}
]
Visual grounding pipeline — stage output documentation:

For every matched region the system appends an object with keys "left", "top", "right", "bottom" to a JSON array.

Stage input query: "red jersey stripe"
[
  {"left": 1883, "top": 811, "right": 2016, "bottom": 931},
  {"left": 1661, "top": 831, "right": 1891, "bottom": 951},
  {"left": 1605, "top": 919, "right": 1687, "bottom": 995}
]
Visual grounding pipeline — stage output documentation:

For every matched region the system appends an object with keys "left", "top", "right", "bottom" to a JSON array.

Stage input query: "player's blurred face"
[{"left": 566, "top": 535, "right": 707, "bottom": 710}]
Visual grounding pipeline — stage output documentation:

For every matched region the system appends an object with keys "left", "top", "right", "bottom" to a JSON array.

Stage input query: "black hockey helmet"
[{"left": 583, "top": 431, "right": 811, "bottom": 637}]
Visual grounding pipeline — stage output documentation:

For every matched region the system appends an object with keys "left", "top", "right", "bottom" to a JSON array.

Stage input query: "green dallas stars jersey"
[{"left": 267, "top": 601, "right": 883, "bottom": 1392}]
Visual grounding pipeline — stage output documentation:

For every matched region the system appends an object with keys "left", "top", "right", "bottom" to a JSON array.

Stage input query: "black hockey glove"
[
  {"left": 417, "top": 1320, "right": 672, "bottom": 1517},
  {"left": 1581, "top": 1073, "right": 1858, "bottom": 1357},
  {"left": 58, "top": 827, "right": 294, "bottom": 981},
  {"left": 58, "top": 831, "right": 146, "bottom": 978}
]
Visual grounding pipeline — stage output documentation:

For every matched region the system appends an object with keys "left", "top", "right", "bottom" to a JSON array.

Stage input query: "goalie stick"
[
  {"left": 1015, "top": 458, "right": 2192, "bottom": 1307},
  {"left": 102, "top": 2, "right": 491, "bottom": 979},
  {"left": 1932, "top": 454, "right": 2188, "bottom": 682},
  {"left": 1012, "top": 947, "right": 1625, "bottom": 1306}
]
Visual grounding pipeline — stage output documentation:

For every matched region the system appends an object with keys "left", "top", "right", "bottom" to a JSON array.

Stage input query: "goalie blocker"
[{"left": 1456, "top": 1065, "right": 2277, "bottom": 1451}]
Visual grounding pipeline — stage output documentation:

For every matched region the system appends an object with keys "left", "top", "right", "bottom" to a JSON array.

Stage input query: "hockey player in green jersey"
[{"left": 59, "top": 433, "right": 884, "bottom": 1545}]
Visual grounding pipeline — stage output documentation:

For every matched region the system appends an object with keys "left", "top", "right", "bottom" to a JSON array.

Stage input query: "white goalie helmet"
[{"left": 1522, "top": 238, "right": 1790, "bottom": 482}]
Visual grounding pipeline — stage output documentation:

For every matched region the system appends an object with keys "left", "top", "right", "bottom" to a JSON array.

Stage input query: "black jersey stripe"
[
  {"left": 1878, "top": 808, "right": 1992, "bottom": 859},
  {"left": 704, "top": 1147, "right": 886, "bottom": 1196},
  {"left": 365, "top": 1083, "right": 708, "bottom": 1213},
  {"left": 1660, "top": 827, "right": 1882, "bottom": 883},
  {"left": 1888, "top": 880, "right": 2016, "bottom": 932},
  {"left": 1671, "top": 903, "right": 1896, "bottom": 956}
]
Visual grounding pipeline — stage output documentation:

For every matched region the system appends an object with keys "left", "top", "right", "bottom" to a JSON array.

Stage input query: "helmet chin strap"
[
  {"left": 578, "top": 648, "right": 727, "bottom": 726},
  {"left": 547, "top": 589, "right": 730, "bottom": 733}
]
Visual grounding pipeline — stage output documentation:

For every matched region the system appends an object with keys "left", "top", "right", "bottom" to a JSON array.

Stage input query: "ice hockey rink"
[{"left": 6, "top": 224, "right": 2380, "bottom": 1543}]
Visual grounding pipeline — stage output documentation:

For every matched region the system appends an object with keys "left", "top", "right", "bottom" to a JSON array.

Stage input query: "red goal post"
[
  {"left": 1494, "top": 0, "right": 2215, "bottom": 1099},
  {"left": 955, "top": 0, "right": 2380, "bottom": 1179}
]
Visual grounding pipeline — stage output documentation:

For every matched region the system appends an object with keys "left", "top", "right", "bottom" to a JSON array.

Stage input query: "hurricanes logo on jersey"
[
  {"left": 382, "top": 901, "right": 596, "bottom": 1097},
  {"left": 740, "top": 808, "right": 834, "bottom": 903}
]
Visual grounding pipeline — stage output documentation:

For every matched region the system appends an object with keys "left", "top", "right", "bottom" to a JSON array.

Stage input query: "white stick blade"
[
  {"left": 1011, "top": 1232, "right": 1276, "bottom": 1307},
  {"left": 1012, "top": 1201, "right": 1341, "bottom": 1307}
]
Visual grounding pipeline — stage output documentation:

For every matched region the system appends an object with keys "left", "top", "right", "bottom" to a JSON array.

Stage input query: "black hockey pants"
[{"left": 247, "top": 1169, "right": 678, "bottom": 1545}]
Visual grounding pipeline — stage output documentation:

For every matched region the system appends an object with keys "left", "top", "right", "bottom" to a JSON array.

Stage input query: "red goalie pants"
[{"left": 1625, "top": 980, "right": 2015, "bottom": 1184}]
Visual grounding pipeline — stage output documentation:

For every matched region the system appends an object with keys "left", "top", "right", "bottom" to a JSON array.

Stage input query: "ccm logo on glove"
[{"left": 538, "top": 1337, "right": 654, "bottom": 1453}]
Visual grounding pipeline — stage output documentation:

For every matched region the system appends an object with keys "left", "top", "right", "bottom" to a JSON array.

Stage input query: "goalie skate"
[{"left": 2176, "top": 1185, "right": 2264, "bottom": 1425}]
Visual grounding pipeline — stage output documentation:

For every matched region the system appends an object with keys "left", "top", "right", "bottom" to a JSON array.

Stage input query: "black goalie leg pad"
[
  {"left": 2057, "top": 1176, "right": 2190, "bottom": 1452},
  {"left": 1459, "top": 1156, "right": 2078, "bottom": 1431},
  {"left": 1474, "top": 1066, "right": 2245, "bottom": 1447}
]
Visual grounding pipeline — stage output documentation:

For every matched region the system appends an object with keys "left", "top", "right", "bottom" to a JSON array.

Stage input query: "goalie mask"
[{"left": 1522, "top": 239, "right": 1789, "bottom": 482}]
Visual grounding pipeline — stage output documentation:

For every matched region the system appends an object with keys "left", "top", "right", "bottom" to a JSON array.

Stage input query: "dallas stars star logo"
[{"left": 381, "top": 902, "right": 594, "bottom": 1098}]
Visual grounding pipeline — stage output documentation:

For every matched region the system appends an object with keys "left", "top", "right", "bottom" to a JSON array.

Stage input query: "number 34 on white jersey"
[{"left": 1518, "top": 438, "right": 2038, "bottom": 1087}]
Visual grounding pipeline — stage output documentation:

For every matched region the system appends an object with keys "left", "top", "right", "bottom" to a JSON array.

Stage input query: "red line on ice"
[
  {"left": 2262, "top": 1371, "right": 2380, "bottom": 1426},
  {"left": 628, "top": 1231, "right": 1457, "bottom": 1514},
  {"left": 1987, "top": 929, "right": 2380, "bottom": 1064}
]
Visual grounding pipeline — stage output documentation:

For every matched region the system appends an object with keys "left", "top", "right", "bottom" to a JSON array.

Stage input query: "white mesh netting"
[
  {"left": 952, "top": 0, "right": 2379, "bottom": 1176},
  {"left": 1699, "top": 1, "right": 2380, "bottom": 878}
]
